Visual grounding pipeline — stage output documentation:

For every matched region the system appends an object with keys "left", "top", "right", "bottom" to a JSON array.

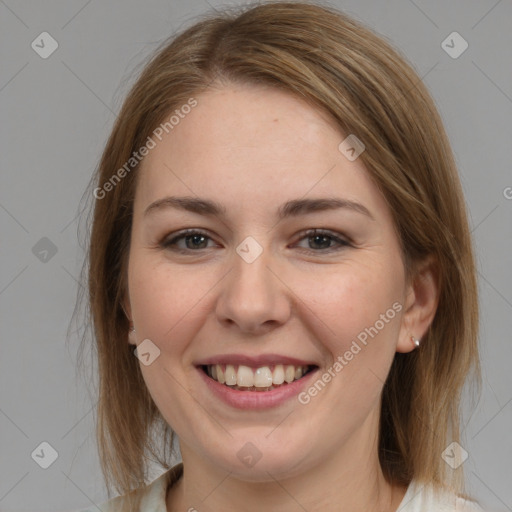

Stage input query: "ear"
[{"left": 396, "top": 254, "right": 440, "bottom": 353}]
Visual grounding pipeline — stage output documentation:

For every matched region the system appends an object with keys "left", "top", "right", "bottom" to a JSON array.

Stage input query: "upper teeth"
[{"left": 206, "top": 364, "right": 309, "bottom": 388}]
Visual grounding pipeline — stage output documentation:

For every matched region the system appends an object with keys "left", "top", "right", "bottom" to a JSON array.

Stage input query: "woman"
[{"left": 78, "top": 2, "right": 483, "bottom": 510}]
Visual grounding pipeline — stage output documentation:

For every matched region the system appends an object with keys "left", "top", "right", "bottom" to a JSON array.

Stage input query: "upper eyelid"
[
  {"left": 163, "top": 228, "right": 217, "bottom": 244},
  {"left": 161, "top": 228, "right": 350, "bottom": 249}
]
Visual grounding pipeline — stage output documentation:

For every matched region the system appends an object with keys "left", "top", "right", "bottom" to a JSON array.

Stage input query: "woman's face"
[{"left": 125, "top": 83, "right": 417, "bottom": 480}]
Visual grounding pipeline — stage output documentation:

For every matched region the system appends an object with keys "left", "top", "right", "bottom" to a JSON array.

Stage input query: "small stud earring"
[
  {"left": 129, "top": 325, "right": 135, "bottom": 333},
  {"left": 411, "top": 335, "right": 420, "bottom": 347}
]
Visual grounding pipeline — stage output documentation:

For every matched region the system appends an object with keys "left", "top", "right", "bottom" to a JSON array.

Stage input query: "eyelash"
[{"left": 159, "top": 228, "right": 351, "bottom": 254}]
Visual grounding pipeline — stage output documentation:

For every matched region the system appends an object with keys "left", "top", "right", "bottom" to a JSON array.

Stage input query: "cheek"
[
  {"left": 127, "top": 257, "right": 213, "bottom": 429},
  {"left": 128, "top": 258, "right": 199, "bottom": 349},
  {"left": 128, "top": 254, "right": 229, "bottom": 369},
  {"left": 296, "top": 262, "right": 400, "bottom": 344},
  {"left": 293, "top": 260, "right": 403, "bottom": 406}
]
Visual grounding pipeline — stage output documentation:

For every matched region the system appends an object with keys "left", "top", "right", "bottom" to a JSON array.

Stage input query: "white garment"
[
  {"left": 398, "top": 478, "right": 484, "bottom": 511},
  {"left": 76, "top": 463, "right": 485, "bottom": 511}
]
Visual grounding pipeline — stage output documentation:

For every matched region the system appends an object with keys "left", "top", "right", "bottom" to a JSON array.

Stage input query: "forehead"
[{"left": 134, "top": 84, "right": 390, "bottom": 222}]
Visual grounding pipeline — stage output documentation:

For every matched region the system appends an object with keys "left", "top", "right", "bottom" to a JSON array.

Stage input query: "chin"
[{"left": 202, "top": 435, "right": 315, "bottom": 483}]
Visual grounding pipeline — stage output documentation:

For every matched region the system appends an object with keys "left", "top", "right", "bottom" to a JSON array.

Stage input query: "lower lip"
[{"left": 196, "top": 366, "right": 319, "bottom": 410}]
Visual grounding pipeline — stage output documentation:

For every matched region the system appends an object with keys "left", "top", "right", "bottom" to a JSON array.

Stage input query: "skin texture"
[{"left": 123, "top": 84, "right": 439, "bottom": 511}]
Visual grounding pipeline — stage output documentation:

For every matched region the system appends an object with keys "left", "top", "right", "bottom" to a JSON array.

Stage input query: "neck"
[{"left": 166, "top": 413, "right": 407, "bottom": 512}]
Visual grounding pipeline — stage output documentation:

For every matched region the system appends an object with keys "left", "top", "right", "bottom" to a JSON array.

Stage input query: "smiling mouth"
[{"left": 200, "top": 364, "right": 317, "bottom": 391}]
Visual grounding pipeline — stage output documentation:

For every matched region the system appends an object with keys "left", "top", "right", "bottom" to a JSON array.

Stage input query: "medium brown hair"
[{"left": 75, "top": 1, "right": 480, "bottom": 509}]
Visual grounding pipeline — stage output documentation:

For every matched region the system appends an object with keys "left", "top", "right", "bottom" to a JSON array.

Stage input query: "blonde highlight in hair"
[{"left": 76, "top": 2, "right": 480, "bottom": 510}]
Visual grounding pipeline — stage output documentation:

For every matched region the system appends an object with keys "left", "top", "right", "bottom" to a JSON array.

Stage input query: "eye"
[
  {"left": 160, "top": 228, "right": 351, "bottom": 254},
  {"left": 160, "top": 229, "right": 217, "bottom": 253},
  {"left": 293, "top": 229, "right": 350, "bottom": 253}
]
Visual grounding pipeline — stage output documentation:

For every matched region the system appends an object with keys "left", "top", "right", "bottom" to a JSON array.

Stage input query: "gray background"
[{"left": 1, "top": 0, "right": 511, "bottom": 511}]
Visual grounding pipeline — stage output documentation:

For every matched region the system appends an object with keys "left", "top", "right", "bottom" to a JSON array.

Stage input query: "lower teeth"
[{"left": 225, "top": 384, "right": 285, "bottom": 392}]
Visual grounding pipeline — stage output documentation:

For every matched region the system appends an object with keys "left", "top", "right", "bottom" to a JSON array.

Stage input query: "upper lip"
[{"left": 195, "top": 353, "right": 318, "bottom": 368}]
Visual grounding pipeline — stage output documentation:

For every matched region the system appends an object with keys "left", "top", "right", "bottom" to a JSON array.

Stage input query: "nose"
[{"left": 215, "top": 245, "right": 291, "bottom": 334}]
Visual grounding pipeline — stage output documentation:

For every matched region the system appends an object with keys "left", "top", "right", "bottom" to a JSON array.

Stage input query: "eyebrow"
[{"left": 143, "top": 196, "right": 375, "bottom": 221}]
